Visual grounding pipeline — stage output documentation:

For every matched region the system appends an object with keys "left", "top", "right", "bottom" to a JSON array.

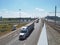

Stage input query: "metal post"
[
  {"left": 55, "top": 6, "right": 57, "bottom": 24},
  {"left": 19, "top": 9, "right": 21, "bottom": 24}
]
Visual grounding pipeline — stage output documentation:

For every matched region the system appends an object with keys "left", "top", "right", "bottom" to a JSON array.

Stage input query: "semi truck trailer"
[{"left": 19, "top": 22, "right": 34, "bottom": 40}]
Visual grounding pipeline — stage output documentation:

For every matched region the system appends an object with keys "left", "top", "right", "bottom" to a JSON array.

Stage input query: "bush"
[{"left": 0, "top": 29, "right": 7, "bottom": 32}]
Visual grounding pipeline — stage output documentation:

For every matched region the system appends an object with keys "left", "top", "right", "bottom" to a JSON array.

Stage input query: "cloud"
[
  {"left": 34, "top": 8, "right": 48, "bottom": 17},
  {"left": 35, "top": 8, "right": 60, "bottom": 17},
  {"left": 48, "top": 13, "right": 60, "bottom": 17},
  {"left": 0, "top": 8, "right": 56, "bottom": 18},
  {"left": 21, "top": 12, "right": 32, "bottom": 17},
  {"left": 35, "top": 8, "right": 44, "bottom": 12},
  {"left": 0, "top": 9, "right": 32, "bottom": 18}
]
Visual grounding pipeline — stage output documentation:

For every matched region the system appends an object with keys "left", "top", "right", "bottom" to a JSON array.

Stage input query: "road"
[
  {"left": 46, "top": 23, "right": 60, "bottom": 45},
  {"left": 5, "top": 19, "right": 43, "bottom": 45}
]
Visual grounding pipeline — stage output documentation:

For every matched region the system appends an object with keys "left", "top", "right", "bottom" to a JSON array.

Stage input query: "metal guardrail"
[{"left": 37, "top": 23, "right": 48, "bottom": 45}]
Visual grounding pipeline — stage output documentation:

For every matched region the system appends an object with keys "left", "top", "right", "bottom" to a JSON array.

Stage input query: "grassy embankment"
[{"left": 0, "top": 23, "right": 27, "bottom": 36}]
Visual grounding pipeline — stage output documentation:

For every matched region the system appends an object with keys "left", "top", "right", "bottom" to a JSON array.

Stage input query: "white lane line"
[
  {"left": 6, "top": 36, "right": 19, "bottom": 45},
  {"left": 13, "top": 34, "right": 18, "bottom": 37},
  {"left": 37, "top": 23, "right": 48, "bottom": 45}
]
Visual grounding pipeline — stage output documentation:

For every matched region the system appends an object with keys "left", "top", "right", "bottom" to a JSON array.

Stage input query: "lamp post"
[
  {"left": 19, "top": 9, "right": 21, "bottom": 24},
  {"left": 55, "top": 6, "right": 57, "bottom": 24}
]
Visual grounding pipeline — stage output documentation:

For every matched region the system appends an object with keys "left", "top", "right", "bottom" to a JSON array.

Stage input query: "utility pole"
[
  {"left": 55, "top": 6, "right": 57, "bottom": 24},
  {"left": 19, "top": 9, "right": 21, "bottom": 24}
]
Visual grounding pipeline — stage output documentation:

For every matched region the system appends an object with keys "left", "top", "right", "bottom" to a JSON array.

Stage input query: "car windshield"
[{"left": 21, "top": 30, "right": 27, "bottom": 33}]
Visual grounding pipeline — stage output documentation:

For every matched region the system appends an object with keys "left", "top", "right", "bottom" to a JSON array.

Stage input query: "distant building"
[{"left": 19, "top": 18, "right": 36, "bottom": 22}]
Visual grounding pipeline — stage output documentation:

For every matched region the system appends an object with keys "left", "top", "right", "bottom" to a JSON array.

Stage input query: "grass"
[
  {"left": 16, "top": 23, "right": 27, "bottom": 28},
  {"left": 0, "top": 23, "right": 27, "bottom": 36},
  {"left": 0, "top": 24, "right": 12, "bottom": 36}
]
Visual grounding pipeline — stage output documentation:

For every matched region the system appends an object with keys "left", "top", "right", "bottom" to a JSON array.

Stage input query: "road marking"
[{"left": 13, "top": 34, "right": 18, "bottom": 37}]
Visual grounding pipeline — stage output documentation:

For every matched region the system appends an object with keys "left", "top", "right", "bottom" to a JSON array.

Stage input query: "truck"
[
  {"left": 12, "top": 25, "right": 17, "bottom": 31},
  {"left": 19, "top": 22, "right": 34, "bottom": 40}
]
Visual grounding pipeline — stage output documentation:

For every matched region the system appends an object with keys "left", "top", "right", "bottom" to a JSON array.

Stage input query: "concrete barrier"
[{"left": 37, "top": 23, "right": 48, "bottom": 45}]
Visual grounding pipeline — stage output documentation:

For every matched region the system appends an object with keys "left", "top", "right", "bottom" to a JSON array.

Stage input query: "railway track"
[{"left": 45, "top": 20, "right": 60, "bottom": 33}]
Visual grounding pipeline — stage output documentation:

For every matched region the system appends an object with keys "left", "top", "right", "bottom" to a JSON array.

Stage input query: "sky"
[{"left": 0, "top": 0, "right": 60, "bottom": 18}]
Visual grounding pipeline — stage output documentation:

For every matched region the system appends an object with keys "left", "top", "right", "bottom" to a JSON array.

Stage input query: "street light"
[
  {"left": 55, "top": 6, "right": 57, "bottom": 24},
  {"left": 19, "top": 9, "right": 21, "bottom": 24}
]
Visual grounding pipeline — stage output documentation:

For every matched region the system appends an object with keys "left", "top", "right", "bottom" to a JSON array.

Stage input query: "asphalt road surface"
[
  {"left": 5, "top": 19, "right": 43, "bottom": 45},
  {"left": 46, "top": 24, "right": 60, "bottom": 45}
]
